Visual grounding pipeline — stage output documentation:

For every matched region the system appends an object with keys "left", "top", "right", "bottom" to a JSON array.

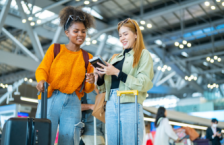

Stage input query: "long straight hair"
[
  {"left": 155, "top": 107, "right": 166, "bottom": 127},
  {"left": 117, "top": 19, "right": 145, "bottom": 67}
]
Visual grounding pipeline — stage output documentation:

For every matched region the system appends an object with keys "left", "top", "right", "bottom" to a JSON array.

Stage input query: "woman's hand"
[
  {"left": 36, "top": 80, "right": 46, "bottom": 92},
  {"left": 96, "top": 62, "right": 120, "bottom": 76},
  {"left": 86, "top": 73, "right": 95, "bottom": 84}
]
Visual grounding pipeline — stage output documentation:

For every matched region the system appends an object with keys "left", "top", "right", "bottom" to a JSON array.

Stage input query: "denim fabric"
[
  {"left": 82, "top": 91, "right": 105, "bottom": 136},
  {"left": 105, "top": 89, "right": 144, "bottom": 145},
  {"left": 36, "top": 90, "right": 82, "bottom": 145}
]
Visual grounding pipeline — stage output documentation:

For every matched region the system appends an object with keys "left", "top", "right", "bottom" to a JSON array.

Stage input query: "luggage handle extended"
[
  {"left": 37, "top": 82, "right": 48, "bottom": 119},
  {"left": 117, "top": 90, "right": 138, "bottom": 145}
]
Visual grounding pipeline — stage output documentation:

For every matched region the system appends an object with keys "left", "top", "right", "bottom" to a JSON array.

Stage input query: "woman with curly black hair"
[{"left": 35, "top": 6, "right": 95, "bottom": 145}]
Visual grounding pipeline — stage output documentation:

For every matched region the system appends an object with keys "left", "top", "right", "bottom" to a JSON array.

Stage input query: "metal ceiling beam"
[
  {"left": 1, "top": 28, "right": 39, "bottom": 62},
  {"left": 170, "top": 40, "right": 224, "bottom": 55},
  {"left": 51, "top": 26, "right": 63, "bottom": 44},
  {"left": 16, "top": 0, "right": 44, "bottom": 59},
  {"left": 92, "top": 0, "right": 205, "bottom": 36},
  {"left": 156, "top": 72, "right": 176, "bottom": 86},
  {"left": 95, "top": 34, "right": 108, "bottom": 56},
  {"left": 0, "top": 70, "right": 34, "bottom": 84},
  {"left": 0, "top": 50, "right": 39, "bottom": 71},
  {"left": 152, "top": 47, "right": 203, "bottom": 92},
  {"left": 33, "top": 0, "right": 70, "bottom": 16},
  {"left": 145, "top": 18, "right": 224, "bottom": 43},
  {"left": 0, "top": 0, "right": 12, "bottom": 33},
  {"left": 168, "top": 50, "right": 224, "bottom": 66}
]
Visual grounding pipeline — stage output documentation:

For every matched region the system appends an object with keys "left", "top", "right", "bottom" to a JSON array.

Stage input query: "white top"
[{"left": 154, "top": 118, "right": 178, "bottom": 145}]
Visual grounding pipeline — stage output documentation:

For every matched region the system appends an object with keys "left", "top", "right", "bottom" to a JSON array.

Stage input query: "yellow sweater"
[{"left": 35, "top": 44, "right": 95, "bottom": 100}]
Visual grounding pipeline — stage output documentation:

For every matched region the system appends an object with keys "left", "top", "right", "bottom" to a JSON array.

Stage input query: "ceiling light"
[
  {"left": 161, "top": 68, "right": 165, "bottom": 72},
  {"left": 210, "top": 59, "right": 214, "bottom": 63},
  {"left": 76, "top": 0, "right": 80, "bottom": 1},
  {"left": 216, "top": 0, "right": 221, "bottom": 2},
  {"left": 92, "top": 0, "right": 98, "bottom": 1},
  {"left": 30, "top": 22, "right": 35, "bottom": 26},
  {"left": 174, "top": 42, "right": 179, "bottom": 46},
  {"left": 185, "top": 76, "right": 188, "bottom": 80},
  {"left": 214, "top": 56, "right": 218, "bottom": 60},
  {"left": 194, "top": 77, "right": 197, "bottom": 81},
  {"left": 163, "top": 65, "right": 167, "bottom": 69},
  {"left": 22, "top": 19, "right": 26, "bottom": 23},
  {"left": 187, "top": 43, "right": 191, "bottom": 47},
  {"left": 213, "top": 83, "right": 216, "bottom": 87},
  {"left": 29, "top": 79, "right": 33, "bottom": 82},
  {"left": 208, "top": 84, "right": 211, "bottom": 88},
  {"left": 84, "top": 1, "right": 90, "bottom": 5},
  {"left": 92, "top": 40, "right": 97, "bottom": 44},
  {"left": 188, "top": 78, "right": 192, "bottom": 81},
  {"left": 37, "top": 20, "right": 41, "bottom": 24},
  {"left": 206, "top": 57, "right": 211, "bottom": 61},
  {"left": 222, "top": 2, "right": 224, "bottom": 6},
  {"left": 218, "top": 58, "right": 221, "bottom": 62},
  {"left": 24, "top": 78, "right": 28, "bottom": 81},
  {"left": 179, "top": 44, "right": 184, "bottom": 49},
  {"left": 211, "top": 6, "right": 216, "bottom": 10},
  {"left": 86, "top": 38, "right": 91, "bottom": 41},
  {"left": 157, "top": 66, "right": 161, "bottom": 70},
  {"left": 216, "top": 84, "right": 219, "bottom": 88},
  {"left": 28, "top": 17, "right": 33, "bottom": 21},
  {"left": 146, "top": 94, "right": 149, "bottom": 97},
  {"left": 147, "top": 23, "right": 152, "bottom": 28},
  {"left": 140, "top": 20, "right": 146, "bottom": 25},
  {"left": 204, "top": 1, "right": 210, "bottom": 6},
  {"left": 21, "top": 97, "right": 38, "bottom": 103},
  {"left": 140, "top": 26, "right": 144, "bottom": 30},
  {"left": 181, "top": 52, "right": 188, "bottom": 57},
  {"left": 167, "top": 67, "right": 171, "bottom": 71},
  {"left": 182, "top": 40, "right": 187, "bottom": 45},
  {"left": 190, "top": 75, "right": 194, "bottom": 78},
  {"left": 86, "top": 41, "right": 91, "bottom": 45}
]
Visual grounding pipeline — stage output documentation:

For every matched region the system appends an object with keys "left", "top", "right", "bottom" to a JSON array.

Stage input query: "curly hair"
[{"left": 59, "top": 6, "right": 95, "bottom": 30}]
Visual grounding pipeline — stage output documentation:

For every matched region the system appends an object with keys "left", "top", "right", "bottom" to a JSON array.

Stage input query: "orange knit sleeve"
[
  {"left": 35, "top": 44, "right": 54, "bottom": 82},
  {"left": 84, "top": 53, "right": 95, "bottom": 93}
]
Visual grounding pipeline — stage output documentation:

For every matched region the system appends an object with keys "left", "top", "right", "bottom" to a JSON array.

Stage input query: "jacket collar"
[{"left": 117, "top": 48, "right": 134, "bottom": 57}]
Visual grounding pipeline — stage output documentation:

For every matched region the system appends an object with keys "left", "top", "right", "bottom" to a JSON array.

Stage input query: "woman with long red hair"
[{"left": 95, "top": 18, "right": 154, "bottom": 145}]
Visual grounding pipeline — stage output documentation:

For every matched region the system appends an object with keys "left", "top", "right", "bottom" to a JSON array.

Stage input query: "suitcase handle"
[
  {"left": 117, "top": 90, "right": 138, "bottom": 96},
  {"left": 116, "top": 90, "right": 138, "bottom": 145},
  {"left": 41, "top": 82, "right": 48, "bottom": 119}
]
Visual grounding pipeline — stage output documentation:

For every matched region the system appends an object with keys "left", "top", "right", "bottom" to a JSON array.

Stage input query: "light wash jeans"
[
  {"left": 106, "top": 89, "right": 144, "bottom": 145},
  {"left": 36, "top": 90, "right": 82, "bottom": 145}
]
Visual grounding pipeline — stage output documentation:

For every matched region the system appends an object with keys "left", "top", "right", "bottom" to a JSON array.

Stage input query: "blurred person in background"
[
  {"left": 154, "top": 107, "right": 180, "bottom": 145},
  {"left": 206, "top": 118, "right": 222, "bottom": 145}
]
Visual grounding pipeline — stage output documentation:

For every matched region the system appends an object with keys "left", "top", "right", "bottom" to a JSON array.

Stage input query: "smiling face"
[
  {"left": 119, "top": 26, "right": 137, "bottom": 49},
  {"left": 65, "top": 22, "right": 86, "bottom": 46}
]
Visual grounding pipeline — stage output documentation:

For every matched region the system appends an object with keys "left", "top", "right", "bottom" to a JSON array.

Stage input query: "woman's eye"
[
  {"left": 74, "top": 31, "right": 78, "bottom": 33},
  {"left": 82, "top": 31, "right": 86, "bottom": 33}
]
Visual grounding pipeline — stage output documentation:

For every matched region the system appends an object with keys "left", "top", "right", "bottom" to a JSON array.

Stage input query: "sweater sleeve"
[
  {"left": 35, "top": 44, "right": 55, "bottom": 82},
  {"left": 84, "top": 54, "right": 95, "bottom": 93}
]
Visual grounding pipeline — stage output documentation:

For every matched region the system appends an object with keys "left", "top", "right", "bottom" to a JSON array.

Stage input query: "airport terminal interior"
[{"left": 0, "top": 0, "right": 224, "bottom": 145}]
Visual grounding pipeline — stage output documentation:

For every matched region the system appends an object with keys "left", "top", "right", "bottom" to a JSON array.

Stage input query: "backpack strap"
[
  {"left": 80, "top": 49, "right": 89, "bottom": 93},
  {"left": 54, "top": 43, "right": 60, "bottom": 58}
]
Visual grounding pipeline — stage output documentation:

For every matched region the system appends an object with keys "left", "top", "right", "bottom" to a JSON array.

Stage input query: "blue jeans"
[
  {"left": 36, "top": 90, "right": 82, "bottom": 145},
  {"left": 105, "top": 89, "right": 144, "bottom": 145}
]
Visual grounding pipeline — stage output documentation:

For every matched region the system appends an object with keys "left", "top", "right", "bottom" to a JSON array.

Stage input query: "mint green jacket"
[{"left": 98, "top": 49, "right": 154, "bottom": 105}]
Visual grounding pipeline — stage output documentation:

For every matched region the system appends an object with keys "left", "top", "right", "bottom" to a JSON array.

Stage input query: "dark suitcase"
[
  {"left": 193, "top": 139, "right": 211, "bottom": 145},
  {"left": 1, "top": 82, "right": 51, "bottom": 145}
]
